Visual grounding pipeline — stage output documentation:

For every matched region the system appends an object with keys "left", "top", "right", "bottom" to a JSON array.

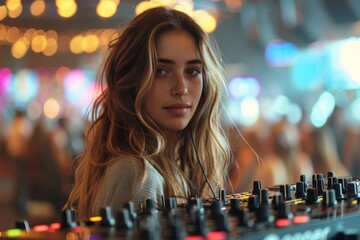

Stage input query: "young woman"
[{"left": 65, "top": 6, "right": 232, "bottom": 220}]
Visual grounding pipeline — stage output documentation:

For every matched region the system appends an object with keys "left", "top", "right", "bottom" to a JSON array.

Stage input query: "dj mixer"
[{"left": 1, "top": 171, "right": 360, "bottom": 240}]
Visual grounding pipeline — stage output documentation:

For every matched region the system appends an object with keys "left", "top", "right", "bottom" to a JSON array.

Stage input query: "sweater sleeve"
[{"left": 92, "top": 156, "right": 164, "bottom": 215}]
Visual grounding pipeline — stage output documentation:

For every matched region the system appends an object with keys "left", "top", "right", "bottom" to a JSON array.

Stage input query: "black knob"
[
  {"left": 305, "top": 188, "right": 320, "bottom": 205},
  {"left": 237, "top": 208, "right": 253, "bottom": 227},
  {"left": 117, "top": 209, "right": 133, "bottom": 229},
  {"left": 295, "top": 182, "right": 307, "bottom": 199},
  {"left": 214, "top": 212, "right": 231, "bottom": 232},
  {"left": 124, "top": 202, "right": 137, "bottom": 221},
  {"left": 255, "top": 205, "right": 274, "bottom": 223},
  {"left": 61, "top": 209, "right": 77, "bottom": 229},
  {"left": 252, "top": 181, "right": 262, "bottom": 195},
  {"left": 229, "top": 198, "right": 241, "bottom": 215},
  {"left": 260, "top": 189, "right": 270, "bottom": 206},
  {"left": 210, "top": 201, "right": 224, "bottom": 217},
  {"left": 100, "top": 206, "right": 116, "bottom": 227},
  {"left": 328, "top": 176, "right": 338, "bottom": 190},
  {"left": 219, "top": 189, "right": 226, "bottom": 203},
  {"left": 280, "top": 184, "right": 292, "bottom": 200},
  {"left": 314, "top": 179, "right": 325, "bottom": 194},
  {"left": 333, "top": 183, "right": 346, "bottom": 201},
  {"left": 322, "top": 189, "right": 337, "bottom": 208},
  {"left": 346, "top": 182, "right": 360, "bottom": 200},
  {"left": 277, "top": 202, "right": 293, "bottom": 219},
  {"left": 15, "top": 220, "right": 30, "bottom": 231},
  {"left": 271, "top": 193, "right": 284, "bottom": 210},
  {"left": 248, "top": 195, "right": 259, "bottom": 212},
  {"left": 300, "top": 174, "right": 308, "bottom": 192},
  {"left": 165, "top": 197, "right": 177, "bottom": 210}
]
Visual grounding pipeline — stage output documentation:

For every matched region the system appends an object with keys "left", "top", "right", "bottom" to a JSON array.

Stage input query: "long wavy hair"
[{"left": 65, "top": 6, "right": 231, "bottom": 219}]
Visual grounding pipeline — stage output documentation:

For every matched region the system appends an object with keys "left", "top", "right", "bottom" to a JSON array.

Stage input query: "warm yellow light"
[
  {"left": 8, "top": 4, "right": 22, "bottom": 18},
  {"left": 173, "top": 1, "right": 194, "bottom": 14},
  {"left": 57, "top": 0, "right": 77, "bottom": 18},
  {"left": 5, "top": 26, "right": 20, "bottom": 43},
  {"left": 31, "top": 34, "right": 47, "bottom": 52},
  {"left": 11, "top": 37, "right": 29, "bottom": 59},
  {"left": 193, "top": 10, "right": 217, "bottom": 33},
  {"left": 43, "top": 38, "right": 58, "bottom": 56},
  {"left": 0, "top": 25, "right": 7, "bottom": 41},
  {"left": 69, "top": 35, "right": 83, "bottom": 54},
  {"left": 0, "top": 5, "right": 7, "bottom": 21},
  {"left": 150, "top": 0, "right": 176, "bottom": 5},
  {"left": 30, "top": 0, "right": 46, "bottom": 16},
  {"left": 6, "top": 0, "right": 21, "bottom": 11},
  {"left": 135, "top": 1, "right": 156, "bottom": 15},
  {"left": 45, "top": 30, "right": 58, "bottom": 41},
  {"left": 83, "top": 34, "right": 99, "bottom": 53},
  {"left": 96, "top": 0, "right": 117, "bottom": 18},
  {"left": 44, "top": 98, "right": 60, "bottom": 119}
]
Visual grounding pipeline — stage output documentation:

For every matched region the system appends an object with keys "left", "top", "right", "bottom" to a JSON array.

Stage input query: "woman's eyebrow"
[{"left": 157, "top": 58, "right": 203, "bottom": 65}]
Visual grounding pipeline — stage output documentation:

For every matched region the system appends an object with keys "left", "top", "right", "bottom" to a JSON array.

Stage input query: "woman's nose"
[{"left": 171, "top": 75, "right": 188, "bottom": 97}]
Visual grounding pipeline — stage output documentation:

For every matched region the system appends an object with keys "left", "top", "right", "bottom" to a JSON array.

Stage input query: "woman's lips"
[{"left": 164, "top": 104, "right": 191, "bottom": 116}]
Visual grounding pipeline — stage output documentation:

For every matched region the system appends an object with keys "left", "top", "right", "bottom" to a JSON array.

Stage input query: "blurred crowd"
[
  {"left": 0, "top": 107, "right": 359, "bottom": 224},
  {"left": 0, "top": 110, "right": 82, "bottom": 222},
  {"left": 226, "top": 107, "right": 360, "bottom": 193}
]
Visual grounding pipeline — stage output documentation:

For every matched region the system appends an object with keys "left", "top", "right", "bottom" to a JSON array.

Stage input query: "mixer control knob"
[
  {"left": 327, "top": 171, "right": 335, "bottom": 178},
  {"left": 255, "top": 205, "right": 274, "bottom": 224},
  {"left": 248, "top": 195, "right": 259, "bottom": 212},
  {"left": 214, "top": 212, "right": 231, "bottom": 232},
  {"left": 339, "top": 178, "right": 349, "bottom": 193},
  {"left": 238, "top": 208, "right": 253, "bottom": 227},
  {"left": 333, "top": 183, "right": 346, "bottom": 201},
  {"left": 145, "top": 198, "right": 156, "bottom": 210},
  {"left": 252, "top": 181, "right": 262, "bottom": 195},
  {"left": 314, "top": 179, "right": 325, "bottom": 194},
  {"left": 100, "top": 206, "right": 116, "bottom": 227},
  {"left": 229, "top": 198, "right": 241, "bottom": 215},
  {"left": 295, "top": 182, "right": 307, "bottom": 199},
  {"left": 260, "top": 189, "right": 270, "bottom": 206},
  {"left": 347, "top": 182, "right": 360, "bottom": 200},
  {"left": 277, "top": 202, "right": 293, "bottom": 219},
  {"left": 140, "top": 216, "right": 159, "bottom": 240},
  {"left": 305, "top": 188, "right": 320, "bottom": 205},
  {"left": 280, "top": 184, "right": 292, "bottom": 200},
  {"left": 210, "top": 201, "right": 224, "bottom": 217},
  {"left": 15, "top": 220, "right": 30, "bottom": 231},
  {"left": 300, "top": 174, "right": 308, "bottom": 192},
  {"left": 165, "top": 197, "right": 177, "bottom": 210},
  {"left": 117, "top": 209, "right": 133, "bottom": 229},
  {"left": 328, "top": 176, "right": 338, "bottom": 190},
  {"left": 219, "top": 189, "right": 226, "bottom": 203},
  {"left": 272, "top": 193, "right": 284, "bottom": 210},
  {"left": 61, "top": 209, "right": 77, "bottom": 229},
  {"left": 124, "top": 202, "right": 138, "bottom": 221},
  {"left": 322, "top": 189, "right": 337, "bottom": 208}
]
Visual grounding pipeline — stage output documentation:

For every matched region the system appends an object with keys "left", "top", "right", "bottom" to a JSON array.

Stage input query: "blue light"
[
  {"left": 11, "top": 69, "right": 39, "bottom": 108},
  {"left": 265, "top": 40, "right": 299, "bottom": 67}
]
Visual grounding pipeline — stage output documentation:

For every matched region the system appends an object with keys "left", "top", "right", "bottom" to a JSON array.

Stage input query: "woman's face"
[{"left": 146, "top": 29, "right": 203, "bottom": 138}]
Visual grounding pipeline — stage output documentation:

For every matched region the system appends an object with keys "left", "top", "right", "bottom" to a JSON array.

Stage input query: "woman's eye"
[
  {"left": 186, "top": 68, "right": 201, "bottom": 76},
  {"left": 155, "top": 68, "right": 168, "bottom": 77}
]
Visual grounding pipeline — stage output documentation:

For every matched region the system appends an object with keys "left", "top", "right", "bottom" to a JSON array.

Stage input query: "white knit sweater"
[{"left": 92, "top": 156, "right": 165, "bottom": 215}]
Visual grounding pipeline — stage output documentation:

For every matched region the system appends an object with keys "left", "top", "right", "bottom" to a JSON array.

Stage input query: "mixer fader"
[{"left": 1, "top": 171, "right": 360, "bottom": 239}]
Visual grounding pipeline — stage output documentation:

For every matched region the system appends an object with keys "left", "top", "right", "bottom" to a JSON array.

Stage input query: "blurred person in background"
[
  {"left": 26, "top": 118, "right": 64, "bottom": 213},
  {"left": 5, "top": 110, "right": 33, "bottom": 214},
  {"left": 245, "top": 118, "right": 314, "bottom": 187},
  {"left": 300, "top": 123, "right": 350, "bottom": 178}
]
